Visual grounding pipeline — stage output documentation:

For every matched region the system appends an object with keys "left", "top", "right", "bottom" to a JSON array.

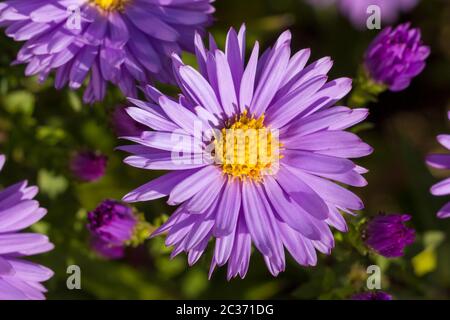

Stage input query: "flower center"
[
  {"left": 214, "top": 110, "right": 282, "bottom": 181},
  {"left": 92, "top": 0, "right": 129, "bottom": 11}
]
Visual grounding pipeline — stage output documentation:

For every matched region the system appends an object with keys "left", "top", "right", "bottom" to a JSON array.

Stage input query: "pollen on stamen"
[
  {"left": 92, "top": 0, "right": 129, "bottom": 11},
  {"left": 213, "top": 110, "right": 282, "bottom": 181}
]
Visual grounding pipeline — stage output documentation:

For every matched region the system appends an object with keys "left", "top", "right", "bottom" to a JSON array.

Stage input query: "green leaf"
[{"left": 348, "top": 67, "right": 386, "bottom": 107}]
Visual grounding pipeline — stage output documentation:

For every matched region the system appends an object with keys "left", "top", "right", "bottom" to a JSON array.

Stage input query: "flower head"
[
  {"left": 351, "top": 291, "right": 393, "bottom": 300},
  {"left": 0, "top": 0, "right": 215, "bottom": 103},
  {"left": 0, "top": 155, "right": 54, "bottom": 300},
  {"left": 365, "top": 23, "right": 430, "bottom": 91},
  {"left": 120, "top": 25, "right": 373, "bottom": 279},
  {"left": 87, "top": 199, "right": 150, "bottom": 259},
  {"left": 426, "top": 112, "right": 450, "bottom": 219},
  {"left": 70, "top": 151, "right": 107, "bottom": 182},
  {"left": 308, "top": 0, "right": 419, "bottom": 29},
  {"left": 364, "top": 214, "right": 415, "bottom": 258},
  {"left": 112, "top": 106, "right": 146, "bottom": 137}
]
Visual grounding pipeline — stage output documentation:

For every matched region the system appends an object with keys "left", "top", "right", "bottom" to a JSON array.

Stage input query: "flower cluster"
[{"left": 0, "top": 0, "right": 440, "bottom": 300}]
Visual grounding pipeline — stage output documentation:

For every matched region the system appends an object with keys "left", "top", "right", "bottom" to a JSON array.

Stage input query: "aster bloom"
[
  {"left": 365, "top": 23, "right": 430, "bottom": 91},
  {"left": 0, "top": 0, "right": 215, "bottom": 103},
  {"left": 120, "top": 25, "right": 373, "bottom": 279},
  {"left": 351, "top": 291, "right": 393, "bottom": 300},
  {"left": 0, "top": 155, "right": 54, "bottom": 300},
  {"left": 87, "top": 199, "right": 150, "bottom": 259},
  {"left": 426, "top": 112, "right": 450, "bottom": 219},
  {"left": 112, "top": 105, "right": 146, "bottom": 137},
  {"left": 70, "top": 151, "right": 107, "bottom": 182},
  {"left": 364, "top": 214, "right": 415, "bottom": 258},
  {"left": 307, "top": 0, "right": 419, "bottom": 29}
]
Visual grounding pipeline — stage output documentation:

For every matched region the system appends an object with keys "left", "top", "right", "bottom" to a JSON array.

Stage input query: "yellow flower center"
[
  {"left": 214, "top": 111, "right": 282, "bottom": 181},
  {"left": 92, "top": 0, "right": 129, "bottom": 11}
]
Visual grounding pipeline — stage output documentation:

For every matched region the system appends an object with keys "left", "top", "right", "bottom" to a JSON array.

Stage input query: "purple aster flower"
[
  {"left": 351, "top": 291, "right": 393, "bottom": 300},
  {"left": 426, "top": 112, "right": 450, "bottom": 219},
  {"left": 365, "top": 23, "right": 430, "bottom": 91},
  {"left": 112, "top": 105, "right": 146, "bottom": 137},
  {"left": 364, "top": 214, "right": 415, "bottom": 258},
  {"left": 119, "top": 25, "right": 373, "bottom": 279},
  {"left": 308, "top": 0, "right": 419, "bottom": 29},
  {"left": 0, "top": 155, "right": 54, "bottom": 300},
  {"left": 70, "top": 151, "right": 107, "bottom": 182},
  {"left": 0, "top": 0, "right": 215, "bottom": 103},
  {"left": 87, "top": 199, "right": 150, "bottom": 259}
]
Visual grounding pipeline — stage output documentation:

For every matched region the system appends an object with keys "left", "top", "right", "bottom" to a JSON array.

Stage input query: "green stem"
[{"left": 348, "top": 67, "right": 387, "bottom": 108}]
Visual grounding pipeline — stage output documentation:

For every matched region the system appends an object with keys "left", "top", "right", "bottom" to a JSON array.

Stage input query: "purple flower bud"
[
  {"left": 111, "top": 106, "right": 146, "bottom": 137},
  {"left": 364, "top": 214, "right": 415, "bottom": 258},
  {"left": 87, "top": 200, "right": 152, "bottom": 259},
  {"left": 365, "top": 23, "right": 430, "bottom": 91},
  {"left": 70, "top": 151, "right": 107, "bottom": 182},
  {"left": 87, "top": 200, "right": 137, "bottom": 247},
  {"left": 351, "top": 291, "right": 393, "bottom": 300}
]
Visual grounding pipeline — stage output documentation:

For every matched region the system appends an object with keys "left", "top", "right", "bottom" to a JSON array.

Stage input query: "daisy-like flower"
[
  {"left": 120, "top": 25, "right": 373, "bottom": 279},
  {"left": 364, "top": 214, "right": 415, "bottom": 258},
  {"left": 70, "top": 150, "right": 108, "bottom": 182},
  {"left": 365, "top": 23, "right": 430, "bottom": 92},
  {"left": 0, "top": 155, "right": 54, "bottom": 300},
  {"left": 426, "top": 112, "right": 450, "bottom": 219},
  {"left": 307, "top": 0, "right": 419, "bottom": 29},
  {"left": 0, "top": 0, "right": 214, "bottom": 103}
]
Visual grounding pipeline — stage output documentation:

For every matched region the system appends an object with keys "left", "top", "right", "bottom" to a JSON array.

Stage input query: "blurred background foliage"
[{"left": 0, "top": 0, "right": 450, "bottom": 299}]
